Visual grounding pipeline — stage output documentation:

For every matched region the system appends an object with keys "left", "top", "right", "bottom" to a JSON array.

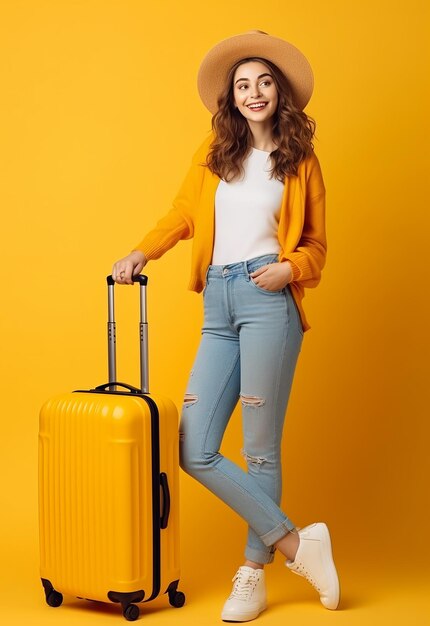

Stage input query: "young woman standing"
[{"left": 112, "top": 30, "right": 340, "bottom": 622}]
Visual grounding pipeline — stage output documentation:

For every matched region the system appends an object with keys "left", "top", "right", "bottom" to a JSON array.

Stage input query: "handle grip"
[
  {"left": 107, "top": 274, "right": 148, "bottom": 286},
  {"left": 93, "top": 381, "right": 142, "bottom": 394},
  {"left": 160, "top": 472, "right": 170, "bottom": 529}
]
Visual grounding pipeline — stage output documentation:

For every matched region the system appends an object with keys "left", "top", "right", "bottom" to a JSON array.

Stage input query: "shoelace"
[{"left": 229, "top": 570, "right": 260, "bottom": 600}]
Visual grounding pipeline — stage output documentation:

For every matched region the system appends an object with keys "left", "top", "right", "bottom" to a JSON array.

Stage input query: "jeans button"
[{"left": 222, "top": 268, "right": 229, "bottom": 276}]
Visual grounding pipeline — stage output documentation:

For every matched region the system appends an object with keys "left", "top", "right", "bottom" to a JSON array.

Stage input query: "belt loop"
[{"left": 244, "top": 259, "right": 251, "bottom": 280}]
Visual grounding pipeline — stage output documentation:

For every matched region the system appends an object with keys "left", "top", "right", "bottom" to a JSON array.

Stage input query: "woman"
[{"left": 112, "top": 30, "right": 340, "bottom": 622}]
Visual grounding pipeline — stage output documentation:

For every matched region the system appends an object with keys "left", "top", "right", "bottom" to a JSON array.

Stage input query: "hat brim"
[{"left": 197, "top": 32, "right": 314, "bottom": 114}]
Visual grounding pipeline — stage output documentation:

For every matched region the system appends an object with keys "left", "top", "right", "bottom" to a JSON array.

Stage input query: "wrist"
[
  {"left": 131, "top": 249, "right": 147, "bottom": 262},
  {"left": 284, "top": 260, "right": 300, "bottom": 282},
  {"left": 281, "top": 260, "right": 293, "bottom": 284}
]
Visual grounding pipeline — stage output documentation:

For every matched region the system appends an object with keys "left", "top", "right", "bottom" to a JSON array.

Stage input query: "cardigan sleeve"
[
  {"left": 131, "top": 136, "right": 210, "bottom": 260},
  {"left": 281, "top": 153, "right": 327, "bottom": 288}
]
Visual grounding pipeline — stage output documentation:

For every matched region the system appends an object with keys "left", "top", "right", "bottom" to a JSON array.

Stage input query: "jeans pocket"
[
  {"left": 247, "top": 257, "right": 285, "bottom": 295},
  {"left": 249, "top": 277, "right": 285, "bottom": 295}
]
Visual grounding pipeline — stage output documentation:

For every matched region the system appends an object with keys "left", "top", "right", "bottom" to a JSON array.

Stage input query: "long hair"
[{"left": 205, "top": 57, "right": 316, "bottom": 182}]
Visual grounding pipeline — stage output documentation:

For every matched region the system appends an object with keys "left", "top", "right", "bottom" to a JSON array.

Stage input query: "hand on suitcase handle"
[
  {"left": 107, "top": 274, "right": 148, "bottom": 286},
  {"left": 112, "top": 250, "right": 147, "bottom": 284}
]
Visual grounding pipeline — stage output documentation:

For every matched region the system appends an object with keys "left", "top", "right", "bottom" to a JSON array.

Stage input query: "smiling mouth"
[{"left": 247, "top": 102, "right": 268, "bottom": 110}]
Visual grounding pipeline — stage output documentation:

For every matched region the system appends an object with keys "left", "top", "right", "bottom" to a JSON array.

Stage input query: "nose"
[{"left": 249, "top": 83, "right": 262, "bottom": 99}]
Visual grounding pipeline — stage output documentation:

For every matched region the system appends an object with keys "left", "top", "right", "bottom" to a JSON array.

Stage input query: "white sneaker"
[
  {"left": 221, "top": 566, "right": 267, "bottom": 622},
  {"left": 285, "top": 522, "right": 340, "bottom": 610}
]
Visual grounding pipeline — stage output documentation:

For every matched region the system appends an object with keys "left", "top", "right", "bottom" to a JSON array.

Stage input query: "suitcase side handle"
[
  {"left": 106, "top": 274, "right": 149, "bottom": 393},
  {"left": 160, "top": 472, "right": 170, "bottom": 529}
]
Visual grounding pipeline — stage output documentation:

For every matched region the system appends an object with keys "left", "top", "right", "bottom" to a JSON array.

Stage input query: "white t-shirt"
[{"left": 211, "top": 147, "right": 285, "bottom": 265}]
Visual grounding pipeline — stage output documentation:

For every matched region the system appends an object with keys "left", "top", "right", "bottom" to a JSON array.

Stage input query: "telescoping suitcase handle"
[{"left": 105, "top": 274, "right": 149, "bottom": 393}]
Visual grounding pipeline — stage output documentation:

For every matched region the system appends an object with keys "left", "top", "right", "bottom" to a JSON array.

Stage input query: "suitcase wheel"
[
  {"left": 123, "top": 604, "right": 140, "bottom": 621},
  {"left": 41, "top": 579, "right": 63, "bottom": 608},
  {"left": 46, "top": 589, "right": 63, "bottom": 607},
  {"left": 168, "top": 590, "right": 186, "bottom": 608}
]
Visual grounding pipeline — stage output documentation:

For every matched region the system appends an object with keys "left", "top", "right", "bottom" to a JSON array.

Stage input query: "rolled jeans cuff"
[
  {"left": 260, "top": 519, "right": 296, "bottom": 547},
  {"left": 245, "top": 545, "right": 276, "bottom": 565}
]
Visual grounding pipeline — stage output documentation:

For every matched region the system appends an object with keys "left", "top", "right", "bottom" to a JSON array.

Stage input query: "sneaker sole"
[{"left": 221, "top": 603, "right": 268, "bottom": 622}]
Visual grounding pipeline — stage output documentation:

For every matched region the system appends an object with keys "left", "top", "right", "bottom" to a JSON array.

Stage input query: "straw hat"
[{"left": 197, "top": 30, "right": 314, "bottom": 114}]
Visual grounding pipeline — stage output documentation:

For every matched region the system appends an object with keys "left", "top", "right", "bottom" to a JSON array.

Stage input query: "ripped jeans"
[{"left": 179, "top": 254, "right": 304, "bottom": 564}]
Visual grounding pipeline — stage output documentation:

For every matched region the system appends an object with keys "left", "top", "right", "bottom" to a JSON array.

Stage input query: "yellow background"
[{"left": 1, "top": 0, "right": 429, "bottom": 623}]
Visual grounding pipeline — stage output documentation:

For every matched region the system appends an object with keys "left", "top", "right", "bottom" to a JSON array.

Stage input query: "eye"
[
  {"left": 261, "top": 80, "right": 271, "bottom": 87},
  {"left": 238, "top": 84, "right": 248, "bottom": 90}
]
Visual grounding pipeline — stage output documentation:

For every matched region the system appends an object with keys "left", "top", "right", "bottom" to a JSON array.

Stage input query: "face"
[{"left": 232, "top": 61, "right": 278, "bottom": 123}]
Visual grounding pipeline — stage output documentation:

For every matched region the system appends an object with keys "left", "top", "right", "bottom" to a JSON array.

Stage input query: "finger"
[
  {"left": 134, "top": 261, "right": 144, "bottom": 275},
  {"left": 250, "top": 265, "right": 268, "bottom": 278},
  {"left": 114, "top": 266, "right": 127, "bottom": 284},
  {"left": 125, "top": 262, "right": 134, "bottom": 284},
  {"left": 112, "top": 263, "right": 119, "bottom": 281}
]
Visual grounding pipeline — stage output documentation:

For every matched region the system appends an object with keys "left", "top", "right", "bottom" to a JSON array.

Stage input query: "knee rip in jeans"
[
  {"left": 241, "top": 448, "right": 268, "bottom": 465},
  {"left": 183, "top": 393, "right": 198, "bottom": 407},
  {"left": 240, "top": 394, "right": 265, "bottom": 408}
]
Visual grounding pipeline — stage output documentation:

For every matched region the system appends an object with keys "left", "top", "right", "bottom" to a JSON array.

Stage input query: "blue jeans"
[{"left": 179, "top": 254, "right": 304, "bottom": 564}]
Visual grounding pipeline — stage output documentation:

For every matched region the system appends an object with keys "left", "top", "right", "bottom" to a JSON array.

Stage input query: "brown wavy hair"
[{"left": 205, "top": 56, "right": 316, "bottom": 182}]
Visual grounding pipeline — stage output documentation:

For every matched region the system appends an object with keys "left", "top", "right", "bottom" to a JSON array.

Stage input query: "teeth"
[{"left": 248, "top": 103, "right": 266, "bottom": 109}]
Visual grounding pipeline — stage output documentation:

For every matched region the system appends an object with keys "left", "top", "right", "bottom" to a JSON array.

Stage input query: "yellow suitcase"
[{"left": 39, "top": 275, "right": 184, "bottom": 621}]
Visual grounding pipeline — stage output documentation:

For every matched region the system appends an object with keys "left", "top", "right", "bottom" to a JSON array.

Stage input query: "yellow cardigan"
[{"left": 132, "top": 131, "right": 326, "bottom": 333}]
